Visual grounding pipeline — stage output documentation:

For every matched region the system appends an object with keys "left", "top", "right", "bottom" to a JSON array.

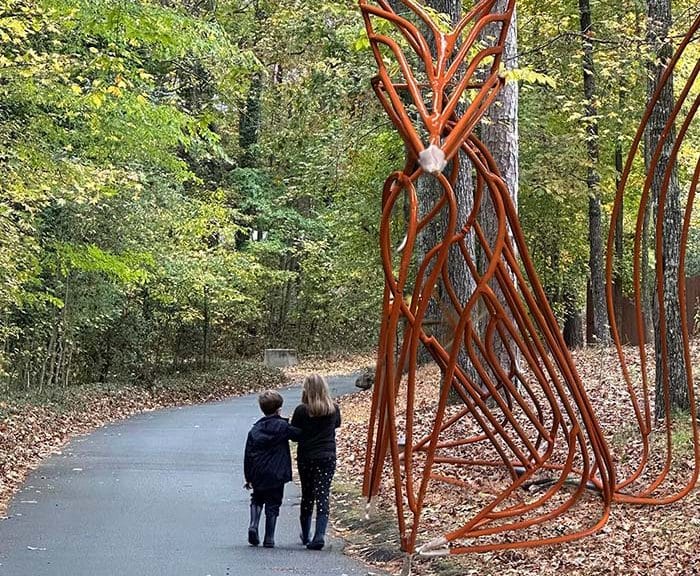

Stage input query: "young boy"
[{"left": 244, "top": 390, "right": 300, "bottom": 548}]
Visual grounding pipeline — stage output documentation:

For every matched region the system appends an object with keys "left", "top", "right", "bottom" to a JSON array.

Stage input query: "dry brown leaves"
[
  {"left": 333, "top": 349, "right": 700, "bottom": 576},
  {"left": 283, "top": 352, "right": 377, "bottom": 383}
]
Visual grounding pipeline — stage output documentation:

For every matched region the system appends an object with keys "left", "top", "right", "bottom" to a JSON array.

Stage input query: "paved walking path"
[{"left": 0, "top": 375, "right": 385, "bottom": 576}]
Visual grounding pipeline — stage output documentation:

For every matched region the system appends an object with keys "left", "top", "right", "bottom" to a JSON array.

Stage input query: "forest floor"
[
  {"left": 1, "top": 349, "right": 699, "bottom": 576},
  {"left": 331, "top": 347, "right": 700, "bottom": 576}
]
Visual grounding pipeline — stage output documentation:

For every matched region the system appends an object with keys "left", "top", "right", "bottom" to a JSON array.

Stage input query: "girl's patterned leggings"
[{"left": 298, "top": 457, "right": 336, "bottom": 517}]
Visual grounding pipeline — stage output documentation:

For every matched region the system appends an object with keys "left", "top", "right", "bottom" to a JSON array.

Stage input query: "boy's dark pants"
[
  {"left": 249, "top": 484, "right": 284, "bottom": 547},
  {"left": 251, "top": 484, "right": 284, "bottom": 516}
]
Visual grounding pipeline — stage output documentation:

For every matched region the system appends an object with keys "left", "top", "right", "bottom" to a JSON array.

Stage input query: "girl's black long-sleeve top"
[{"left": 291, "top": 404, "right": 341, "bottom": 462}]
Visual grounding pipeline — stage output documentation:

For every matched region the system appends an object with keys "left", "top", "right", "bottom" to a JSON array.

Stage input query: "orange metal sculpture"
[{"left": 359, "top": 0, "right": 700, "bottom": 556}]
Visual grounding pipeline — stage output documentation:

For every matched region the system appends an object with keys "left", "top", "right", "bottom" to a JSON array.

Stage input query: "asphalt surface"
[{"left": 0, "top": 374, "right": 387, "bottom": 576}]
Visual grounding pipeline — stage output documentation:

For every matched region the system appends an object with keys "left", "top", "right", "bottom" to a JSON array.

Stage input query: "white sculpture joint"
[{"left": 418, "top": 144, "right": 447, "bottom": 175}]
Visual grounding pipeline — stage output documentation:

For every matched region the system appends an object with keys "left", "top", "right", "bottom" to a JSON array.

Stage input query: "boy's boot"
[
  {"left": 299, "top": 514, "right": 312, "bottom": 545},
  {"left": 248, "top": 504, "right": 262, "bottom": 546},
  {"left": 306, "top": 514, "right": 329, "bottom": 550},
  {"left": 263, "top": 514, "right": 277, "bottom": 548}
]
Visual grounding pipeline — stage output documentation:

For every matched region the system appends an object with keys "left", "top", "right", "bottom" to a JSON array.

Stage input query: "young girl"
[{"left": 291, "top": 374, "right": 341, "bottom": 550}]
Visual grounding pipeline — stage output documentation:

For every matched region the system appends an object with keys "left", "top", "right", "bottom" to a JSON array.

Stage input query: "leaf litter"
[{"left": 331, "top": 347, "right": 700, "bottom": 576}]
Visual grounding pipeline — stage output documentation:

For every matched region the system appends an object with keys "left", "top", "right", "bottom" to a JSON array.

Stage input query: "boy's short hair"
[{"left": 258, "top": 390, "right": 283, "bottom": 415}]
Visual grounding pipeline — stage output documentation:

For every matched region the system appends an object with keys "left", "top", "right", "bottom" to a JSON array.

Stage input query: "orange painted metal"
[{"left": 359, "top": 0, "right": 700, "bottom": 556}]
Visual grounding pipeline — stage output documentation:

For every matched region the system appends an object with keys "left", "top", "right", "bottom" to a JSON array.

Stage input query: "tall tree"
[
  {"left": 481, "top": 1, "right": 519, "bottom": 208},
  {"left": 646, "top": 0, "right": 688, "bottom": 418},
  {"left": 406, "top": 0, "right": 519, "bottom": 395},
  {"left": 578, "top": 0, "right": 610, "bottom": 345},
  {"left": 418, "top": 0, "right": 477, "bottom": 376},
  {"left": 480, "top": 0, "right": 520, "bottom": 370}
]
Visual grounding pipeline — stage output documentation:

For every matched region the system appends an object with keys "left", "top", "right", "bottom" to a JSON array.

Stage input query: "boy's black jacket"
[{"left": 244, "top": 414, "right": 300, "bottom": 489}]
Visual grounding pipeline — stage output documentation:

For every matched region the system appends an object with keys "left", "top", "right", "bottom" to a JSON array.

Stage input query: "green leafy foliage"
[
  {"left": 0, "top": 0, "right": 264, "bottom": 387},
  {"left": 517, "top": 0, "right": 700, "bottom": 325},
  {"left": 1, "top": 0, "right": 698, "bottom": 391}
]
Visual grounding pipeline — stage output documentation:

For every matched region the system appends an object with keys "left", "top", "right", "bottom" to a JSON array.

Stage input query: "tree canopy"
[{"left": 0, "top": 0, "right": 698, "bottom": 391}]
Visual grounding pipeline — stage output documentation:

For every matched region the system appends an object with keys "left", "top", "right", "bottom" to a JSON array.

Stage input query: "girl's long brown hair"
[{"left": 302, "top": 374, "right": 335, "bottom": 417}]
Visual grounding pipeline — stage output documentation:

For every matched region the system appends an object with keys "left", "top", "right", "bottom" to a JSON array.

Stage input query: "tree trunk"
[
  {"left": 563, "top": 296, "right": 585, "bottom": 349},
  {"left": 201, "top": 285, "right": 210, "bottom": 370},
  {"left": 481, "top": 2, "right": 519, "bottom": 212},
  {"left": 613, "top": 131, "right": 625, "bottom": 334},
  {"left": 416, "top": 0, "right": 474, "bottom": 373},
  {"left": 578, "top": 0, "right": 609, "bottom": 346},
  {"left": 480, "top": 0, "right": 520, "bottom": 376},
  {"left": 413, "top": 0, "right": 518, "bottom": 402},
  {"left": 646, "top": 0, "right": 688, "bottom": 419},
  {"left": 239, "top": 71, "right": 263, "bottom": 169}
]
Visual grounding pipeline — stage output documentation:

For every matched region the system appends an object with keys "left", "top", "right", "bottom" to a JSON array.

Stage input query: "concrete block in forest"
[{"left": 264, "top": 348, "right": 298, "bottom": 368}]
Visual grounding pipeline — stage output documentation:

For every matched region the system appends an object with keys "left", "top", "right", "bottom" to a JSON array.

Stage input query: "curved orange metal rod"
[{"left": 359, "top": 0, "right": 700, "bottom": 556}]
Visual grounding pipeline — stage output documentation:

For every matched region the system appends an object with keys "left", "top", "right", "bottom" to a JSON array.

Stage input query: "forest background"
[{"left": 0, "top": 0, "right": 699, "bottom": 396}]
